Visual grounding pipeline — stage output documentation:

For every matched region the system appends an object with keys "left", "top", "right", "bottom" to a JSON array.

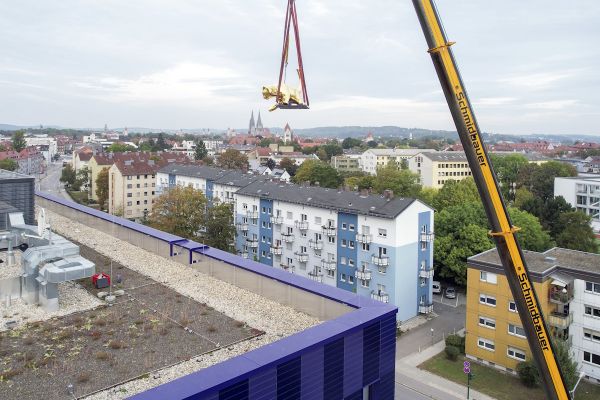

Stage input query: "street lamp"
[
  {"left": 430, "top": 328, "right": 434, "bottom": 346},
  {"left": 570, "top": 371, "right": 586, "bottom": 399}
]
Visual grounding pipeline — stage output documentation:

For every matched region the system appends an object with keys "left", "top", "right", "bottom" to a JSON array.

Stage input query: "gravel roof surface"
[{"left": 44, "top": 209, "right": 320, "bottom": 399}]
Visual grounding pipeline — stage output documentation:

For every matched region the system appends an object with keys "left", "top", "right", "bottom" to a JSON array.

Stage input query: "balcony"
[
  {"left": 245, "top": 238, "right": 258, "bottom": 248},
  {"left": 236, "top": 223, "right": 248, "bottom": 232},
  {"left": 308, "top": 239, "right": 323, "bottom": 250},
  {"left": 549, "top": 288, "right": 574, "bottom": 305},
  {"left": 371, "top": 255, "right": 390, "bottom": 266},
  {"left": 295, "top": 221, "right": 309, "bottom": 231},
  {"left": 246, "top": 210, "right": 259, "bottom": 219},
  {"left": 420, "top": 231, "right": 435, "bottom": 243},
  {"left": 269, "top": 246, "right": 282, "bottom": 255},
  {"left": 280, "top": 263, "right": 295, "bottom": 273},
  {"left": 321, "top": 260, "right": 336, "bottom": 271},
  {"left": 419, "top": 268, "right": 434, "bottom": 279},
  {"left": 356, "top": 233, "right": 372, "bottom": 244},
  {"left": 222, "top": 197, "right": 235, "bottom": 204},
  {"left": 547, "top": 312, "right": 573, "bottom": 330},
  {"left": 355, "top": 268, "right": 372, "bottom": 281},
  {"left": 308, "top": 271, "right": 323, "bottom": 283},
  {"left": 371, "top": 290, "right": 389, "bottom": 303},
  {"left": 322, "top": 226, "right": 336, "bottom": 236},
  {"left": 239, "top": 251, "right": 249, "bottom": 259},
  {"left": 270, "top": 216, "right": 283, "bottom": 224},
  {"left": 294, "top": 252, "right": 309, "bottom": 263},
  {"left": 281, "top": 233, "right": 295, "bottom": 243},
  {"left": 419, "top": 303, "right": 434, "bottom": 314}
]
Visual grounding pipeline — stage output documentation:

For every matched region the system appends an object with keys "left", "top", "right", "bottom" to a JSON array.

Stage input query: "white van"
[{"left": 432, "top": 281, "right": 441, "bottom": 294}]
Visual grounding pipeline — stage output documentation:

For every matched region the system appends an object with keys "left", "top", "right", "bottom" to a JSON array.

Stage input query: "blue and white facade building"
[{"left": 235, "top": 181, "right": 435, "bottom": 321}]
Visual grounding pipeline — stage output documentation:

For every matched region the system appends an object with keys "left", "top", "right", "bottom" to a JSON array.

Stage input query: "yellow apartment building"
[{"left": 466, "top": 247, "right": 600, "bottom": 383}]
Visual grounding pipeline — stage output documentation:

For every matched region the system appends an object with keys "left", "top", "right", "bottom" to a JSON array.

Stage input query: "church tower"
[
  {"left": 256, "top": 111, "right": 264, "bottom": 135},
  {"left": 283, "top": 123, "right": 293, "bottom": 144},
  {"left": 248, "top": 111, "right": 256, "bottom": 134}
]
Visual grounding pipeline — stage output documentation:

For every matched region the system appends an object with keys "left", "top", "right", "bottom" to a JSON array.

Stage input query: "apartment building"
[
  {"left": 156, "top": 164, "right": 267, "bottom": 205},
  {"left": 360, "top": 148, "right": 436, "bottom": 175},
  {"left": 234, "top": 181, "right": 435, "bottom": 321},
  {"left": 408, "top": 152, "right": 472, "bottom": 189},
  {"left": 554, "top": 176, "right": 600, "bottom": 236},
  {"left": 466, "top": 247, "right": 600, "bottom": 383},
  {"left": 331, "top": 153, "right": 362, "bottom": 173}
]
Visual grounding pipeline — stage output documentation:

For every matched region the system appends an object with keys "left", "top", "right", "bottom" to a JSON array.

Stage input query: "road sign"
[
  {"left": 463, "top": 361, "right": 470, "bottom": 368},
  {"left": 464, "top": 366, "right": 471, "bottom": 374}
]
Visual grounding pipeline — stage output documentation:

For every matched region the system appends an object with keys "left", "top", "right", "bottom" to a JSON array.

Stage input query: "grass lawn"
[{"left": 419, "top": 353, "right": 600, "bottom": 400}]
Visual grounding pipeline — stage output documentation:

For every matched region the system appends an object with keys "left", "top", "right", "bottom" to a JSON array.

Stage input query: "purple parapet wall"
[{"left": 35, "top": 192, "right": 398, "bottom": 400}]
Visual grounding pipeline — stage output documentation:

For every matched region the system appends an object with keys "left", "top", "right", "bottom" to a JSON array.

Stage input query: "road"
[
  {"left": 395, "top": 301, "right": 468, "bottom": 399},
  {"left": 38, "top": 161, "right": 72, "bottom": 201}
]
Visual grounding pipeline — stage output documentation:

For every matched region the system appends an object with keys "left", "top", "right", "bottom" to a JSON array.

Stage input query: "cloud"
[
  {"left": 499, "top": 71, "right": 575, "bottom": 89},
  {"left": 474, "top": 97, "right": 517, "bottom": 106},
  {"left": 71, "top": 63, "right": 251, "bottom": 104},
  {"left": 524, "top": 99, "right": 578, "bottom": 110},
  {"left": 313, "top": 95, "right": 440, "bottom": 112}
]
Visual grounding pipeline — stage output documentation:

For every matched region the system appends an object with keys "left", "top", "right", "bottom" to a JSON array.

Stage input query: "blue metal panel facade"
[
  {"left": 206, "top": 180, "right": 214, "bottom": 201},
  {"left": 168, "top": 173, "right": 176, "bottom": 188},
  {"left": 259, "top": 199, "right": 273, "bottom": 266},
  {"left": 336, "top": 212, "right": 358, "bottom": 292},
  {"left": 417, "top": 211, "right": 433, "bottom": 311}
]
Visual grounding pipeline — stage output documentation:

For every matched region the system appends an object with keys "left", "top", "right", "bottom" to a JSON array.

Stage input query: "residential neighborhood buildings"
[
  {"left": 360, "top": 148, "right": 436, "bottom": 175},
  {"left": 554, "top": 176, "right": 600, "bottom": 236},
  {"left": 408, "top": 152, "right": 472, "bottom": 189}
]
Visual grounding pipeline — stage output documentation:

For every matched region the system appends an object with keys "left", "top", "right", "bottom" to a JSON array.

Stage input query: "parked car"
[
  {"left": 432, "top": 281, "right": 441, "bottom": 294},
  {"left": 445, "top": 287, "right": 456, "bottom": 299}
]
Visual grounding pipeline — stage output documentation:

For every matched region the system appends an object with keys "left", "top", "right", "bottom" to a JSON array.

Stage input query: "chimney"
[{"left": 383, "top": 189, "right": 394, "bottom": 200}]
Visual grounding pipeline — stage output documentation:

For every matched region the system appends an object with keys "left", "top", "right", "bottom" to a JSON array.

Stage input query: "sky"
[{"left": 0, "top": 0, "right": 598, "bottom": 135}]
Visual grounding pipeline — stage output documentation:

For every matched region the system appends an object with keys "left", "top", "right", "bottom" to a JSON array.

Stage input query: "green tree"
[
  {"left": 556, "top": 211, "right": 599, "bottom": 253},
  {"left": 417, "top": 187, "right": 438, "bottom": 207},
  {"left": 0, "top": 158, "right": 18, "bottom": 171},
  {"left": 293, "top": 160, "right": 343, "bottom": 188},
  {"left": 106, "top": 143, "right": 136, "bottom": 152},
  {"left": 217, "top": 149, "right": 249, "bottom": 170},
  {"left": 203, "top": 203, "right": 235, "bottom": 251},
  {"left": 265, "top": 158, "right": 276, "bottom": 170},
  {"left": 279, "top": 157, "right": 298, "bottom": 176},
  {"left": 321, "top": 143, "right": 343, "bottom": 160},
  {"left": 0, "top": 143, "right": 7, "bottom": 152},
  {"left": 12, "top": 130, "right": 27, "bottom": 152},
  {"left": 518, "top": 161, "right": 577, "bottom": 200},
  {"left": 60, "top": 164, "right": 77, "bottom": 187},
  {"left": 194, "top": 140, "right": 208, "bottom": 161},
  {"left": 372, "top": 163, "right": 421, "bottom": 198},
  {"left": 490, "top": 154, "right": 529, "bottom": 200},
  {"left": 75, "top": 166, "right": 90, "bottom": 191},
  {"left": 95, "top": 167, "right": 109, "bottom": 211},
  {"left": 508, "top": 207, "right": 553, "bottom": 252},
  {"left": 514, "top": 187, "right": 535, "bottom": 209},
  {"left": 345, "top": 175, "right": 375, "bottom": 191},
  {"left": 316, "top": 148, "right": 328, "bottom": 161},
  {"left": 148, "top": 186, "right": 207, "bottom": 240},
  {"left": 432, "top": 178, "right": 480, "bottom": 211},
  {"left": 341, "top": 137, "right": 362, "bottom": 149},
  {"left": 520, "top": 196, "right": 574, "bottom": 238},
  {"left": 517, "top": 339, "right": 579, "bottom": 389},
  {"left": 155, "top": 133, "right": 169, "bottom": 151}
]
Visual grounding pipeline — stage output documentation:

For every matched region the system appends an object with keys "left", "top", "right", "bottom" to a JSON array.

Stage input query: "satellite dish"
[{"left": 37, "top": 208, "right": 48, "bottom": 237}]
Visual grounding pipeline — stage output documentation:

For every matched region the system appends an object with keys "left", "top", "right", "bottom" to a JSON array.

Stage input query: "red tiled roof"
[{"left": 112, "top": 152, "right": 191, "bottom": 176}]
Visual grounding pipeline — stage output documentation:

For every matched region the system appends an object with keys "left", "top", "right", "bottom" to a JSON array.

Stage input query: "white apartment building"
[
  {"left": 408, "top": 152, "right": 472, "bottom": 189},
  {"left": 360, "top": 148, "right": 436, "bottom": 175},
  {"left": 554, "top": 176, "right": 600, "bottom": 236},
  {"left": 25, "top": 135, "right": 57, "bottom": 162},
  {"left": 234, "top": 181, "right": 435, "bottom": 322}
]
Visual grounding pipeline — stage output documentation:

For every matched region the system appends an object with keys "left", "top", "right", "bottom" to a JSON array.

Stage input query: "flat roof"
[
  {"left": 420, "top": 152, "right": 468, "bottom": 162},
  {"left": 469, "top": 247, "right": 600, "bottom": 281},
  {"left": 237, "top": 180, "right": 420, "bottom": 219},
  {"left": 0, "top": 169, "right": 35, "bottom": 181}
]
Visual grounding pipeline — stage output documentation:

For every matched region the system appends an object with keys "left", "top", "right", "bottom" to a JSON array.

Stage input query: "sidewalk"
[{"left": 395, "top": 337, "right": 497, "bottom": 400}]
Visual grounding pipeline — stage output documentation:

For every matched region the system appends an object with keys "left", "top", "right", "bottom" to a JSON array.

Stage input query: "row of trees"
[
  {"left": 147, "top": 186, "right": 235, "bottom": 251},
  {"left": 59, "top": 165, "right": 90, "bottom": 192}
]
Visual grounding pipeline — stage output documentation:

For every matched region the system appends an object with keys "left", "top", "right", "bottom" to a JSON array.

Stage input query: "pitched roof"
[
  {"left": 158, "top": 164, "right": 232, "bottom": 180},
  {"left": 112, "top": 153, "right": 190, "bottom": 176},
  {"left": 237, "top": 180, "right": 419, "bottom": 219}
]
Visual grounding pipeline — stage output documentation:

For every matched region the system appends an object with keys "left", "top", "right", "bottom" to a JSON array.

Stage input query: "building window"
[
  {"left": 127, "top": 193, "right": 132, "bottom": 198},
  {"left": 349, "top": 224, "right": 355, "bottom": 231},
  {"left": 583, "top": 329, "right": 600, "bottom": 343},
  {"left": 508, "top": 323, "right": 526, "bottom": 338},
  {"left": 585, "top": 281, "right": 600, "bottom": 294},
  {"left": 341, "top": 239, "right": 347, "bottom": 247},
  {"left": 328, "top": 236, "right": 335, "bottom": 244},
  {"left": 287, "top": 211, "right": 293, "bottom": 220},
  {"left": 477, "top": 338, "right": 495, "bottom": 351},
  {"left": 478, "top": 316, "right": 496, "bottom": 329},
  {"left": 378, "top": 228, "right": 387, "bottom": 238},
  {"left": 127, "top": 176, "right": 132, "bottom": 180},
  {"left": 507, "top": 347, "right": 526, "bottom": 361},
  {"left": 362, "top": 243, "right": 370, "bottom": 251},
  {"left": 262, "top": 206, "right": 266, "bottom": 213},
  {"left": 127, "top": 201, "right": 132, "bottom": 206},
  {"left": 480, "top": 271, "right": 497, "bottom": 284},
  {"left": 583, "top": 351, "right": 600, "bottom": 366},
  {"left": 315, "top": 216, "right": 321, "bottom": 224},
  {"left": 127, "top": 184, "right": 132, "bottom": 189},
  {"left": 479, "top": 294, "right": 496, "bottom": 307},
  {"left": 348, "top": 258, "right": 355, "bottom": 267},
  {"left": 327, "top": 269, "right": 334, "bottom": 278},
  {"left": 349, "top": 275, "right": 354, "bottom": 284},
  {"left": 585, "top": 305, "right": 600, "bottom": 318},
  {"left": 340, "top": 256, "right": 347, "bottom": 265},
  {"left": 340, "top": 273, "right": 346, "bottom": 282},
  {"left": 378, "top": 265, "right": 386, "bottom": 274},
  {"left": 508, "top": 301, "right": 518, "bottom": 313},
  {"left": 342, "top": 223, "right": 347, "bottom": 230},
  {"left": 360, "top": 279, "right": 369, "bottom": 288},
  {"left": 349, "top": 240, "right": 355, "bottom": 249}
]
